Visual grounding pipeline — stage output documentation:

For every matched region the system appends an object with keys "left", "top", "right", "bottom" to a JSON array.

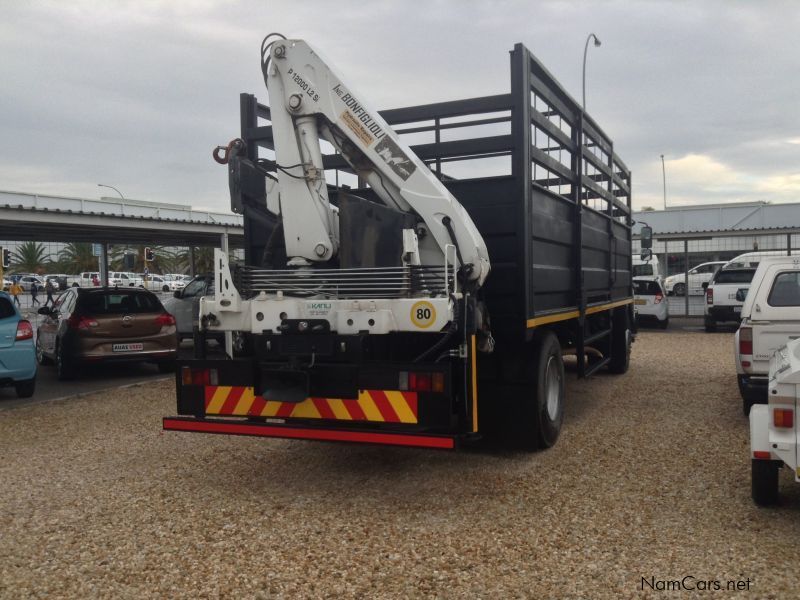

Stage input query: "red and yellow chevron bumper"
[{"left": 204, "top": 386, "right": 419, "bottom": 424}]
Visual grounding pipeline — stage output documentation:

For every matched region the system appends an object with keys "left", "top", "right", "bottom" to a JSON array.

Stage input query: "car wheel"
[
  {"left": 752, "top": 459, "right": 780, "bottom": 506},
  {"left": 35, "top": 334, "right": 53, "bottom": 366},
  {"left": 72, "top": 283, "right": 79, "bottom": 287},
  {"left": 658, "top": 317, "right": 669, "bottom": 330},
  {"left": 15, "top": 377, "right": 36, "bottom": 398},
  {"left": 55, "top": 340, "right": 75, "bottom": 381},
  {"left": 162, "top": 285, "right": 170, "bottom": 292},
  {"left": 704, "top": 317, "right": 717, "bottom": 332},
  {"left": 157, "top": 361, "right": 175, "bottom": 374},
  {"left": 673, "top": 283, "right": 686, "bottom": 296},
  {"left": 738, "top": 375, "right": 763, "bottom": 416}
]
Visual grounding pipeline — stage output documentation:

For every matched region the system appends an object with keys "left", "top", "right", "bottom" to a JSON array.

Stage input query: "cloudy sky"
[{"left": 2, "top": 0, "right": 799, "bottom": 212}]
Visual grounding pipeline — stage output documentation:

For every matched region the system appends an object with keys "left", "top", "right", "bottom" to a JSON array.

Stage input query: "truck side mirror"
[
  {"left": 640, "top": 225, "right": 653, "bottom": 249},
  {"left": 736, "top": 289, "right": 747, "bottom": 302},
  {"left": 640, "top": 248, "right": 652, "bottom": 262}
]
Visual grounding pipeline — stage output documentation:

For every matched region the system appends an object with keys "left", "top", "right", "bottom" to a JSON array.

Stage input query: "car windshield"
[
  {"left": 714, "top": 269, "right": 756, "bottom": 284},
  {"left": 80, "top": 291, "right": 162, "bottom": 314},
  {"left": 632, "top": 264, "right": 654, "bottom": 277}
]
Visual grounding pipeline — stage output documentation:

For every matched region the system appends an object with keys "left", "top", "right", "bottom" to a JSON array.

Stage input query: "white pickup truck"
[
  {"left": 749, "top": 337, "right": 800, "bottom": 505},
  {"left": 735, "top": 256, "right": 800, "bottom": 415}
]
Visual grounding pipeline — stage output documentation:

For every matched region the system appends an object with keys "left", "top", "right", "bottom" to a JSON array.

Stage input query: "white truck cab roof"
[{"left": 740, "top": 255, "right": 800, "bottom": 319}]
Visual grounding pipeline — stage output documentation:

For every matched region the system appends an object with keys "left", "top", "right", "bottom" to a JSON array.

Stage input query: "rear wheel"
[
  {"left": 71, "top": 283, "right": 79, "bottom": 287},
  {"left": 704, "top": 317, "right": 717, "bottom": 332},
  {"left": 738, "top": 376, "right": 763, "bottom": 416},
  {"left": 15, "top": 378, "right": 36, "bottom": 398},
  {"left": 608, "top": 307, "right": 631, "bottom": 374},
  {"left": 518, "top": 330, "right": 564, "bottom": 450},
  {"left": 658, "top": 317, "right": 669, "bottom": 330},
  {"left": 673, "top": 282, "right": 686, "bottom": 296},
  {"left": 35, "top": 334, "right": 53, "bottom": 366},
  {"left": 55, "top": 340, "right": 75, "bottom": 381},
  {"left": 162, "top": 285, "right": 170, "bottom": 292},
  {"left": 752, "top": 459, "right": 780, "bottom": 506}
]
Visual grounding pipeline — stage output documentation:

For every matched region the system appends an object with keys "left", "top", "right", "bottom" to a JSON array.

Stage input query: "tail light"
[
  {"left": 15, "top": 320, "right": 33, "bottom": 341},
  {"left": 739, "top": 327, "right": 752, "bottom": 355},
  {"left": 706, "top": 288, "right": 713, "bottom": 304},
  {"left": 654, "top": 293, "right": 663, "bottom": 304},
  {"left": 155, "top": 313, "right": 176, "bottom": 327},
  {"left": 68, "top": 315, "right": 98, "bottom": 331},
  {"left": 180, "top": 367, "right": 219, "bottom": 386},
  {"left": 774, "top": 408, "right": 794, "bottom": 428},
  {"left": 399, "top": 371, "right": 445, "bottom": 393}
]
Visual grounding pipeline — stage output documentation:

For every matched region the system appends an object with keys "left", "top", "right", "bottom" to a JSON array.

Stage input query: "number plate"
[
  {"left": 112, "top": 343, "right": 143, "bottom": 352},
  {"left": 733, "top": 306, "right": 741, "bottom": 313},
  {"left": 634, "top": 298, "right": 647, "bottom": 305}
]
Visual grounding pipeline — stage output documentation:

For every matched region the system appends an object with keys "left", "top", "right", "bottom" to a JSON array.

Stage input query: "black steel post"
[{"left": 510, "top": 44, "right": 533, "bottom": 342}]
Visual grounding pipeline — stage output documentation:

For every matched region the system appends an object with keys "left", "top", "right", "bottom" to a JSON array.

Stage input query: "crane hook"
[{"left": 212, "top": 138, "right": 245, "bottom": 165}]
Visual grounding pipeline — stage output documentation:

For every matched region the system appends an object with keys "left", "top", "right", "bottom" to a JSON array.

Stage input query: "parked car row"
[
  {"left": 0, "top": 273, "right": 210, "bottom": 396},
  {"left": 1, "top": 272, "right": 193, "bottom": 291}
]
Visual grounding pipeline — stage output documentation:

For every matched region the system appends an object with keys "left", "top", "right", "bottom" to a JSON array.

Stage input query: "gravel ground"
[{"left": 2, "top": 331, "right": 800, "bottom": 599}]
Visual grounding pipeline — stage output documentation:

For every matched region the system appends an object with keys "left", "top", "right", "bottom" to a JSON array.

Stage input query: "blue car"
[{"left": 0, "top": 291, "right": 36, "bottom": 398}]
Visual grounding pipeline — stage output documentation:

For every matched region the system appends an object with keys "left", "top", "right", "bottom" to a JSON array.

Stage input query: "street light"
[
  {"left": 660, "top": 154, "right": 667, "bottom": 210},
  {"left": 97, "top": 183, "right": 125, "bottom": 199},
  {"left": 582, "top": 33, "right": 602, "bottom": 110}
]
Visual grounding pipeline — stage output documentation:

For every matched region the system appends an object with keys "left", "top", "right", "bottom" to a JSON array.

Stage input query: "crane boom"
[{"left": 265, "top": 38, "right": 490, "bottom": 285}]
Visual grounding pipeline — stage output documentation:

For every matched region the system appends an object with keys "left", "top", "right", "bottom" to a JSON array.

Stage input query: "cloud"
[{"left": 2, "top": 0, "right": 800, "bottom": 213}]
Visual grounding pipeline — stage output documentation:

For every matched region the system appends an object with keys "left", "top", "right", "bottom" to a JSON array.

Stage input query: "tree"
[
  {"left": 108, "top": 245, "right": 181, "bottom": 274},
  {"left": 179, "top": 246, "right": 214, "bottom": 274},
  {"left": 59, "top": 243, "right": 99, "bottom": 274},
  {"left": 11, "top": 241, "right": 49, "bottom": 274}
]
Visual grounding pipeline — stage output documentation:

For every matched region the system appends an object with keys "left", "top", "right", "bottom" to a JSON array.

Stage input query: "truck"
[
  {"left": 736, "top": 255, "right": 800, "bottom": 415},
  {"left": 163, "top": 36, "right": 634, "bottom": 450},
  {"left": 749, "top": 337, "right": 800, "bottom": 506}
]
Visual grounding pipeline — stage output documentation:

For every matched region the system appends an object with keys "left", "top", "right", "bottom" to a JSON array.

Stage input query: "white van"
[
  {"left": 632, "top": 253, "right": 662, "bottom": 282},
  {"left": 735, "top": 256, "right": 800, "bottom": 415},
  {"left": 723, "top": 250, "right": 790, "bottom": 270}
]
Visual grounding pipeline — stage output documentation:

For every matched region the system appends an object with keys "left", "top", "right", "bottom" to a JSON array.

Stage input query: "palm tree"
[
  {"left": 12, "top": 241, "right": 49, "bottom": 274},
  {"left": 179, "top": 246, "right": 214, "bottom": 274},
  {"left": 59, "top": 243, "right": 98, "bottom": 274},
  {"left": 108, "top": 244, "right": 180, "bottom": 274}
]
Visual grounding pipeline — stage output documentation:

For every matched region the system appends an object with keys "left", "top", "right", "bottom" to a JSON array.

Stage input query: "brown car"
[{"left": 35, "top": 287, "right": 178, "bottom": 380}]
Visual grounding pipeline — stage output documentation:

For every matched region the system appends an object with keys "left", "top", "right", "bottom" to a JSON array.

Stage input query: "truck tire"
[
  {"left": 704, "top": 317, "right": 717, "bottom": 332},
  {"left": 751, "top": 459, "right": 780, "bottom": 506},
  {"left": 607, "top": 307, "right": 631, "bottom": 374},
  {"left": 658, "top": 317, "right": 669, "bottom": 330},
  {"left": 518, "top": 330, "right": 564, "bottom": 450},
  {"left": 673, "top": 282, "right": 686, "bottom": 296}
]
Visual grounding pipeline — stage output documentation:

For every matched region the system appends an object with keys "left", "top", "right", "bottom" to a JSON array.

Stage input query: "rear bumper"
[
  {"left": 0, "top": 343, "right": 37, "bottom": 382},
  {"left": 707, "top": 306, "right": 742, "bottom": 322},
  {"left": 163, "top": 417, "right": 458, "bottom": 449}
]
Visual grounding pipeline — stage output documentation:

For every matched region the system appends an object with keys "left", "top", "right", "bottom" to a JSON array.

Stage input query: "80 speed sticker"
[{"left": 410, "top": 301, "right": 436, "bottom": 328}]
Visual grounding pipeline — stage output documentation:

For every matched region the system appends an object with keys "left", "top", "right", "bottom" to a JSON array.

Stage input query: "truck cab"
[{"left": 736, "top": 256, "right": 800, "bottom": 415}]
